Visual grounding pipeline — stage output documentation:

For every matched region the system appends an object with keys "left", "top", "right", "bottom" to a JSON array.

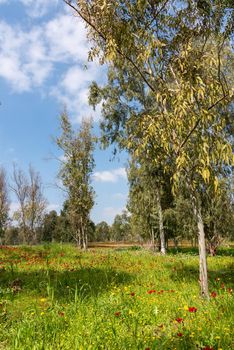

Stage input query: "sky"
[{"left": 0, "top": 0, "right": 129, "bottom": 224}]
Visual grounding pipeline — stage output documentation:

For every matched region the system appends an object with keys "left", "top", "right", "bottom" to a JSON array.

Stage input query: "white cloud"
[
  {"left": 93, "top": 168, "right": 127, "bottom": 183},
  {"left": 0, "top": 12, "right": 104, "bottom": 121},
  {"left": 113, "top": 193, "right": 127, "bottom": 200},
  {"left": 0, "top": 0, "right": 8, "bottom": 4},
  {"left": 9, "top": 202, "right": 20, "bottom": 217},
  {"left": 102, "top": 206, "right": 126, "bottom": 223},
  {"left": 46, "top": 203, "right": 61, "bottom": 213},
  {"left": 19, "top": 0, "right": 59, "bottom": 18}
]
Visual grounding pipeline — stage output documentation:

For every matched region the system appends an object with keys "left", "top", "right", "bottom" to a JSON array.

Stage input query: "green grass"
[{"left": 0, "top": 244, "right": 233, "bottom": 349}]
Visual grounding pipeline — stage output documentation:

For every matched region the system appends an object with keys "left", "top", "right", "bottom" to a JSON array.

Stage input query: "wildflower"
[
  {"left": 114, "top": 311, "right": 121, "bottom": 317},
  {"left": 40, "top": 312, "right": 44, "bottom": 316},
  {"left": 211, "top": 291, "right": 217, "bottom": 298},
  {"left": 58, "top": 311, "right": 64, "bottom": 317},
  {"left": 40, "top": 298, "right": 46, "bottom": 303},
  {"left": 147, "top": 289, "right": 156, "bottom": 294},
  {"left": 188, "top": 306, "right": 197, "bottom": 313},
  {"left": 130, "top": 292, "right": 135, "bottom": 296},
  {"left": 175, "top": 317, "right": 183, "bottom": 323},
  {"left": 203, "top": 347, "right": 214, "bottom": 350},
  {"left": 177, "top": 332, "right": 183, "bottom": 337},
  {"left": 227, "top": 288, "right": 232, "bottom": 294}
]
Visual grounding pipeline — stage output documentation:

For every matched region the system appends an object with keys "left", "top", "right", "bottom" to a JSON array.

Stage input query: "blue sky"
[{"left": 0, "top": 0, "right": 129, "bottom": 224}]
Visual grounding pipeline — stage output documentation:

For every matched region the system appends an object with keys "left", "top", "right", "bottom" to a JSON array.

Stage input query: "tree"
[
  {"left": 95, "top": 221, "right": 111, "bottom": 241},
  {"left": 111, "top": 210, "right": 131, "bottom": 241},
  {"left": 0, "top": 167, "right": 9, "bottom": 243},
  {"left": 56, "top": 110, "right": 95, "bottom": 249},
  {"left": 11, "top": 165, "right": 47, "bottom": 244},
  {"left": 65, "top": 0, "right": 234, "bottom": 298},
  {"left": 42, "top": 210, "right": 58, "bottom": 242}
]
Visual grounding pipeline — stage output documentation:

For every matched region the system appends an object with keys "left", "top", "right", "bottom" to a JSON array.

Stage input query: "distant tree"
[
  {"left": 11, "top": 165, "right": 47, "bottom": 244},
  {"left": 0, "top": 167, "right": 10, "bottom": 244},
  {"left": 95, "top": 221, "right": 110, "bottom": 242},
  {"left": 111, "top": 210, "right": 131, "bottom": 241},
  {"left": 56, "top": 110, "right": 96, "bottom": 249},
  {"left": 42, "top": 210, "right": 58, "bottom": 242}
]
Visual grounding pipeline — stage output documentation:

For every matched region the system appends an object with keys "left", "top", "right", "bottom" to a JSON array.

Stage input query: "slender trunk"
[
  {"left": 192, "top": 197, "right": 209, "bottom": 298},
  {"left": 151, "top": 227, "right": 155, "bottom": 251},
  {"left": 156, "top": 186, "right": 166, "bottom": 255}
]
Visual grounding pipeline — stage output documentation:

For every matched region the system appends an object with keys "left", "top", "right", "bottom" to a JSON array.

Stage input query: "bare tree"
[
  {"left": 0, "top": 167, "right": 9, "bottom": 244},
  {"left": 11, "top": 164, "right": 47, "bottom": 244}
]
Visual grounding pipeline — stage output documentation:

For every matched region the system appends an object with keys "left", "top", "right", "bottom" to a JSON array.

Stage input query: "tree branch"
[
  {"left": 63, "top": 0, "right": 156, "bottom": 92},
  {"left": 177, "top": 93, "right": 228, "bottom": 153}
]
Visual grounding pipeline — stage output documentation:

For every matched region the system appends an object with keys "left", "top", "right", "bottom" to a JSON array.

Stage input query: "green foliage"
[
  {"left": 111, "top": 210, "right": 131, "bottom": 241},
  {"left": 56, "top": 110, "right": 96, "bottom": 248}
]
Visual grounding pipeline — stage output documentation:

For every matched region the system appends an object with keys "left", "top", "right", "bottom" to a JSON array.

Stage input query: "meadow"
[{"left": 0, "top": 244, "right": 233, "bottom": 350}]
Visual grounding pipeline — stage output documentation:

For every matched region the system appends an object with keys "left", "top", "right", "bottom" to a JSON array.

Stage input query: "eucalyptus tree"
[
  {"left": 65, "top": 0, "right": 234, "bottom": 297},
  {"left": 0, "top": 167, "right": 9, "bottom": 243},
  {"left": 56, "top": 110, "right": 95, "bottom": 249}
]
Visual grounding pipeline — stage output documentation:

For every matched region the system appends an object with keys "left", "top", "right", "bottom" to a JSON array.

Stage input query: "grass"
[{"left": 0, "top": 243, "right": 233, "bottom": 350}]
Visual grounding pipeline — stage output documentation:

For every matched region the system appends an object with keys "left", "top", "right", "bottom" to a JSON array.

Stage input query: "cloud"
[
  {"left": 113, "top": 193, "right": 127, "bottom": 200},
  {"left": 9, "top": 202, "right": 20, "bottom": 217},
  {"left": 93, "top": 168, "right": 127, "bottom": 183},
  {"left": 0, "top": 12, "right": 104, "bottom": 121},
  {"left": 102, "top": 206, "right": 126, "bottom": 223},
  {"left": 51, "top": 63, "right": 104, "bottom": 122},
  {"left": 46, "top": 203, "right": 61, "bottom": 213},
  {"left": 19, "top": 0, "right": 59, "bottom": 18}
]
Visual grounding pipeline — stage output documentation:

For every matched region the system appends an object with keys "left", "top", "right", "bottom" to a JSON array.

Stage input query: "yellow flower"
[
  {"left": 40, "top": 312, "right": 44, "bottom": 316},
  {"left": 183, "top": 305, "right": 188, "bottom": 311},
  {"left": 215, "top": 336, "right": 221, "bottom": 339},
  {"left": 40, "top": 298, "right": 46, "bottom": 303}
]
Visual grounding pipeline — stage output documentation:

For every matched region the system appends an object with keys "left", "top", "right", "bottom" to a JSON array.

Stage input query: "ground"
[{"left": 0, "top": 244, "right": 233, "bottom": 349}]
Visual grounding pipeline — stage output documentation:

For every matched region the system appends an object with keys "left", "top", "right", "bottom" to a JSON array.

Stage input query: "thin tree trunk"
[
  {"left": 192, "top": 197, "right": 209, "bottom": 298},
  {"left": 156, "top": 186, "right": 166, "bottom": 255}
]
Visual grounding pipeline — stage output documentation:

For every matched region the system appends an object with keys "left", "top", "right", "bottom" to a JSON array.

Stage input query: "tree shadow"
[
  {"left": 167, "top": 246, "right": 234, "bottom": 257},
  {"left": 169, "top": 263, "right": 234, "bottom": 289},
  {"left": 0, "top": 266, "right": 134, "bottom": 302}
]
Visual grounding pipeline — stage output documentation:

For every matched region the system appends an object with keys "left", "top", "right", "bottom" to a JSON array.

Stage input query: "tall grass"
[{"left": 0, "top": 244, "right": 233, "bottom": 349}]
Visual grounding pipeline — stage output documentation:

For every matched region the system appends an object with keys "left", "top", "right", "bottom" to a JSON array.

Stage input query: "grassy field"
[{"left": 0, "top": 244, "right": 233, "bottom": 350}]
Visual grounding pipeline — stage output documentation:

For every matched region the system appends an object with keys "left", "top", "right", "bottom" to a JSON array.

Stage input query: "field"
[{"left": 0, "top": 244, "right": 233, "bottom": 350}]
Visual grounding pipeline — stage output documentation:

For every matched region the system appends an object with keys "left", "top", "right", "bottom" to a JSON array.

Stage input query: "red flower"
[
  {"left": 176, "top": 317, "right": 183, "bottom": 323},
  {"left": 58, "top": 311, "right": 64, "bottom": 317},
  {"left": 203, "top": 347, "right": 214, "bottom": 350},
  {"left": 130, "top": 292, "right": 135, "bottom": 296},
  {"left": 221, "top": 283, "right": 225, "bottom": 289},
  {"left": 188, "top": 307, "right": 197, "bottom": 313},
  {"left": 177, "top": 332, "right": 183, "bottom": 337},
  {"left": 147, "top": 289, "right": 156, "bottom": 294},
  {"left": 145, "top": 348, "right": 150, "bottom": 350},
  {"left": 114, "top": 311, "right": 121, "bottom": 317},
  {"left": 227, "top": 288, "right": 233, "bottom": 294},
  {"left": 211, "top": 291, "right": 217, "bottom": 298}
]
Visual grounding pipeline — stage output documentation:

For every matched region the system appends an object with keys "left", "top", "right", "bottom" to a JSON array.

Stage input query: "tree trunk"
[
  {"left": 156, "top": 186, "right": 166, "bottom": 255},
  {"left": 192, "top": 197, "right": 209, "bottom": 298}
]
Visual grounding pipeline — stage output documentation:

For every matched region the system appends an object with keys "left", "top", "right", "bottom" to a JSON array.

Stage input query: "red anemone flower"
[
  {"left": 147, "top": 289, "right": 156, "bottom": 294},
  {"left": 114, "top": 311, "right": 121, "bottom": 317},
  {"left": 188, "top": 307, "right": 197, "bottom": 313},
  {"left": 177, "top": 332, "right": 183, "bottom": 337},
  {"left": 176, "top": 317, "right": 183, "bottom": 323}
]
